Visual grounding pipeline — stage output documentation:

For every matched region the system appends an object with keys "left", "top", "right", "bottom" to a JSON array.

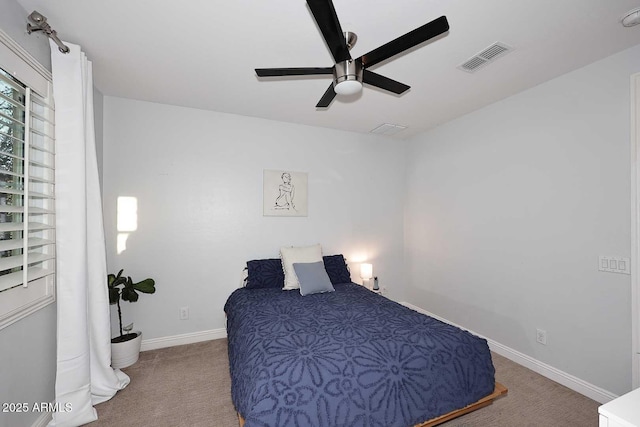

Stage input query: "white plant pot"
[{"left": 111, "top": 331, "right": 142, "bottom": 369}]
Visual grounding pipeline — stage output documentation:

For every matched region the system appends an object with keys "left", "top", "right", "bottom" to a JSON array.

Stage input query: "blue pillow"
[
  {"left": 245, "top": 258, "right": 284, "bottom": 289},
  {"left": 322, "top": 254, "right": 351, "bottom": 284},
  {"left": 293, "top": 262, "right": 335, "bottom": 296}
]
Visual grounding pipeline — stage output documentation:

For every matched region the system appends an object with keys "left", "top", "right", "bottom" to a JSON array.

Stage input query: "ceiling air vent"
[
  {"left": 370, "top": 123, "right": 407, "bottom": 136},
  {"left": 458, "top": 42, "right": 513, "bottom": 73}
]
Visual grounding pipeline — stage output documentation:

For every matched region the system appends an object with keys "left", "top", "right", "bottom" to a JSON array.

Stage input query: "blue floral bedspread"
[{"left": 224, "top": 283, "right": 495, "bottom": 427}]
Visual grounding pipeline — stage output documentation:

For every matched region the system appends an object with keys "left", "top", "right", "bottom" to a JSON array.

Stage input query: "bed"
[{"left": 224, "top": 254, "right": 506, "bottom": 427}]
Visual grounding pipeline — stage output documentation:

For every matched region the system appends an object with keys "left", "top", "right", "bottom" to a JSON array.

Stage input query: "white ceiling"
[{"left": 15, "top": 0, "right": 640, "bottom": 139}]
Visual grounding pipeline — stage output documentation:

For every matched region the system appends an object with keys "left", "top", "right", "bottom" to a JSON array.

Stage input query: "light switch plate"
[{"left": 599, "top": 256, "right": 631, "bottom": 275}]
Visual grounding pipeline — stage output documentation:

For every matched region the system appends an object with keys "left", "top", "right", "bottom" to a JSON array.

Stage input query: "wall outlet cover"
[{"left": 536, "top": 328, "right": 547, "bottom": 345}]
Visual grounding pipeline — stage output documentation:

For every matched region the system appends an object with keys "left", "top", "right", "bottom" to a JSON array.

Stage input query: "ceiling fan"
[{"left": 255, "top": 0, "right": 449, "bottom": 108}]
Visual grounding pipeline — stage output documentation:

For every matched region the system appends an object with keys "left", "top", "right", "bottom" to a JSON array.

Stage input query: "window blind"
[{"left": 0, "top": 67, "right": 55, "bottom": 295}]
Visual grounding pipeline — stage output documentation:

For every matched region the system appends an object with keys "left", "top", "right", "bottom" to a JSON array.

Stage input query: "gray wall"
[
  {"left": 0, "top": 3, "right": 56, "bottom": 427},
  {"left": 404, "top": 43, "right": 640, "bottom": 397},
  {"left": 0, "top": 307, "right": 57, "bottom": 427},
  {"left": 102, "top": 96, "right": 406, "bottom": 340}
]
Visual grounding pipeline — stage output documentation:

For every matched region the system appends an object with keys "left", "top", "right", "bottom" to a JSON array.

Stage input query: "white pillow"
[{"left": 280, "top": 244, "right": 323, "bottom": 290}]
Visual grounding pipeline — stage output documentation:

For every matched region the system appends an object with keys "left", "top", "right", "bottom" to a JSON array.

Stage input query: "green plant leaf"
[
  {"left": 121, "top": 286, "right": 139, "bottom": 302},
  {"left": 108, "top": 287, "right": 120, "bottom": 305},
  {"left": 108, "top": 270, "right": 127, "bottom": 289},
  {"left": 107, "top": 269, "right": 154, "bottom": 309},
  {"left": 133, "top": 278, "right": 155, "bottom": 294}
]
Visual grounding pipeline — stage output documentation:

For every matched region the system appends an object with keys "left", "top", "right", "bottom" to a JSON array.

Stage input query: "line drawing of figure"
[{"left": 273, "top": 172, "right": 296, "bottom": 211}]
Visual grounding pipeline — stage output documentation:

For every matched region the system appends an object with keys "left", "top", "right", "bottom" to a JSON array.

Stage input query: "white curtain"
[{"left": 48, "top": 40, "right": 129, "bottom": 427}]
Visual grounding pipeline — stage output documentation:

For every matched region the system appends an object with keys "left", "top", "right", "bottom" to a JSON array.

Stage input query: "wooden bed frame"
[
  {"left": 237, "top": 382, "right": 507, "bottom": 427},
  {"left": 416, "top": 382, "right": 508, "bottom": 426}
]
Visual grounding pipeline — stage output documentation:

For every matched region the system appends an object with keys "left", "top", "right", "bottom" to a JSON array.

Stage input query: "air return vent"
[
  {"left": 370, "top": 123, "right": 407, "bottom": 135},
  {"left": 458, "top": 42, "right": 513, "bottom": 73}
]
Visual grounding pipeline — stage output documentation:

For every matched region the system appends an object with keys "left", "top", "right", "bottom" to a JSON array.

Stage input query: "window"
[{"left": 0, "top": 38, "right": 55, "bottom": 329}]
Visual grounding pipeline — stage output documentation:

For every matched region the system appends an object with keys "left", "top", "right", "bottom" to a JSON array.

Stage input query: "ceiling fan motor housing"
[{"left": 333, "top": 59, "right": 363, "bottom": 94}]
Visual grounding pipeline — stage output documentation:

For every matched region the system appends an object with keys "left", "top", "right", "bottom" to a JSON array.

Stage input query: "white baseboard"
[
  {"left": 400, "top": 302, "right": 618, "bottom": 404},
  {"left": 31, "top": 412, "right": 51, "bottom": 427},
  {"left": 140, "top": 328, "right": 227, "bottom": 352}
]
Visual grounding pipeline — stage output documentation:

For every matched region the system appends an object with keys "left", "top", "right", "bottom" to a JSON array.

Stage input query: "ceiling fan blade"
[
  {"left": 256, "top": 67, "right": 334, "bottom": 77},
  {"left": 359, "top": 16, "right": 449, "bottom": 69},
  {"left": 316, "top": 83, "right": 337, "bottom": 108},
  {"left": 306, "top": 0, "right": 351, "bottom": 63},
  {"left": 363, "top": 70, "right": 410, "bottom": 94}
]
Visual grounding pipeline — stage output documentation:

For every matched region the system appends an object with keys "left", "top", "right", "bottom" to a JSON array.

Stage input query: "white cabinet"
[{"left": 599, "top": 387, "right": 640, "bottom": 427}]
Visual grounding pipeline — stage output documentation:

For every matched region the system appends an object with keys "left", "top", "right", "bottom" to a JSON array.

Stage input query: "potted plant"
[{"left": 108, "top": 269, "right": 156, "bottom": 368}]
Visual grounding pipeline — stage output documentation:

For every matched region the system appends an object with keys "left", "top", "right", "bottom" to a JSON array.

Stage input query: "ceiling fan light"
[{"left": 334, "top": 79, "right": 362, "bottom": 95}]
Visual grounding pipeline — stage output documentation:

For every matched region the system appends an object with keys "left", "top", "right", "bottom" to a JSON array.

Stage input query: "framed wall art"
[{"left": 263, "top": 170, "right": 308, "bottom": 217}]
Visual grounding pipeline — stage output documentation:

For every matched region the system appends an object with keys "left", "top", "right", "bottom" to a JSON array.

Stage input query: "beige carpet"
[{"left": 88, "top": 339, "right": 599, "bottom": 427}]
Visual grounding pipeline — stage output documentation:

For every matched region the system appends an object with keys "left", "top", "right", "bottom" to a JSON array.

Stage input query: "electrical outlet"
[
  {"left": 180, "top": 307, "right": 189, "bottom": 320},
  {"left": 536, "top": 328, "right": 547, "bottom": 345}
]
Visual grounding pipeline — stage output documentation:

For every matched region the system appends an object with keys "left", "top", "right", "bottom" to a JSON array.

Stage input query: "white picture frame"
[{"left": 263, "top": 170, "right": 308, "bottom": 217}]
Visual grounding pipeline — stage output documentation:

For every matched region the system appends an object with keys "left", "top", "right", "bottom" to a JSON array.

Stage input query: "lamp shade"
[{"left": 360, "top": 263, "right": 373, "bottom": 280}]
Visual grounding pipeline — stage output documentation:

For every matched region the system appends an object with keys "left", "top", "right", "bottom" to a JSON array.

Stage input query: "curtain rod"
[{"left": 26, "top": 11, "right": 70, "bottom": 54}]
